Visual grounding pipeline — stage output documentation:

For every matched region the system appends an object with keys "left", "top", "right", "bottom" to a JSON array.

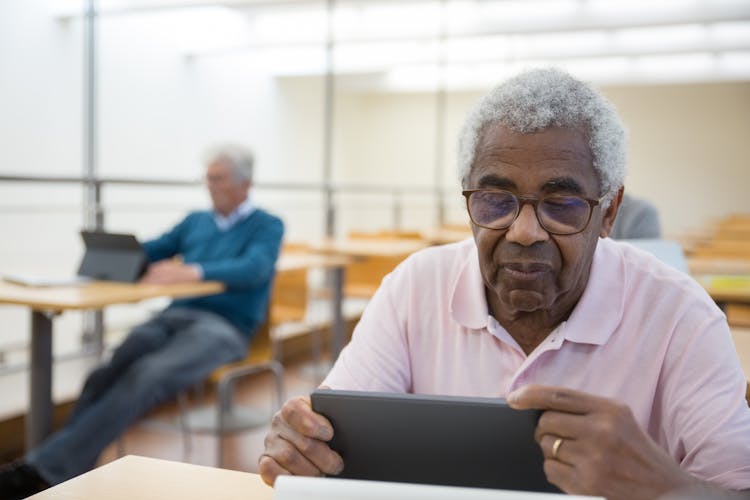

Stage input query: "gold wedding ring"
[{"left": 552, "top": 437, "right": 564, "bottom": 460}]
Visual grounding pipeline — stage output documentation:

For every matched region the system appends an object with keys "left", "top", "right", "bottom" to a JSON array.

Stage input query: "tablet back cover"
[{"left": 311, "top": 390, "right": 558, "bottom": 492}]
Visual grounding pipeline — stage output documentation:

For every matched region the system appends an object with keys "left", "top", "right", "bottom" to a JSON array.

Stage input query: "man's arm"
[
  {"left": 508, "top": 385, "right": 737, "bottom": 500},
  {"left": 140, "top": 213, "right": 283, "bottom": 288},
  {"left": 140, "top": 260, "right": 201, "bottom": 284},
  {"left": 141, "top": 214, "right": 191, "bottom": 262}
]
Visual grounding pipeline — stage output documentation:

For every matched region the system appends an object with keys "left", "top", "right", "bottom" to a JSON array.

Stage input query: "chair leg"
[
  {"left": 270, "top": 361, "right": 285, "bottom": 410},
  {"left": 177, "top": 391, "right": 192, "bottom": 462},
  {"left": 213, "top": 362, "right": 287, "bottom": 468},
  {"left": 310, "top": 328, "right": 322, "bottom": 365}
]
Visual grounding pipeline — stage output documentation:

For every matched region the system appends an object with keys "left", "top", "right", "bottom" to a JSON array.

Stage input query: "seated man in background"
[
  {"left": 0, "top": 145, "right": 284, "bottom": 499},
  {"left": 260, "top": 69, "right": 750, "bottom": 499},
  {"left": 609, "top": 192, "right": 661, "bottom": 239}
]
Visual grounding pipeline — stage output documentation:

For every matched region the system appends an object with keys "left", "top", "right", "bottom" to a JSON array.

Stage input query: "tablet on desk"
[
  {"left": 2, "top": 231, "right": 147, "bottom": 287},
  {"left": 311, "top": 389, "right": 558, "bottom": 493},
  {"left": 78, "top": 231, "right": 147, "bottom": 282}
]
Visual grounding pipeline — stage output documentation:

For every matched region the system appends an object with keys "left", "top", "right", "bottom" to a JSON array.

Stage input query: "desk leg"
[
  {"left": 330, "top": 266, "right": 345, "bottom": 361},
  {"left": 28, "top": 311, "right": 53, "bottom": 450}
]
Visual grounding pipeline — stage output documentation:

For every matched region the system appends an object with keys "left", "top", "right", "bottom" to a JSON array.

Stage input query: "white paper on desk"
[
  {"left": 273, "top": 476, "right": 603, "bottom": 500},
  {"left": 2, "top": 273, "right": 91, "bottom": 287}
]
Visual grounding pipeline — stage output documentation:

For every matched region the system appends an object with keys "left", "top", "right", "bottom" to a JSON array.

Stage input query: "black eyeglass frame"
[{"left": 461, "top": 189, "right": 606, "bottom": 235}]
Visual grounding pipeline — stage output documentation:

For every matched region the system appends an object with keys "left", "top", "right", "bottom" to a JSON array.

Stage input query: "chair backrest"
[
  {"left": 345, "top": 252, "right": 416, "bottom": 298},
  {"left": 271, "top": 267, "right": 309, "bottom": 324}
]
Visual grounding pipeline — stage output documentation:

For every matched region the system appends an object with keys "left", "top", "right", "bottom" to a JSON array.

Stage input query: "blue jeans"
[{"left": 27, "top": 307, "right": 247, "bottom": 484}]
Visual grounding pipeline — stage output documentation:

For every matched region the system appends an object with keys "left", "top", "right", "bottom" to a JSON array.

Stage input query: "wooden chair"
[
  {"left": 176, "top": 262, "right": 311, "bottom": 466},
  {"left": 267, "top": 262, "right": 327, "bottom": 364},
  {"left": 344, "top": 231, "right": 415, "bottom": 298},
  {"left": 727, "top": 304, "right": 750, "bottom": 328},
  {"left": 178, "top": 315, "right": 284, "bottom": 467}
]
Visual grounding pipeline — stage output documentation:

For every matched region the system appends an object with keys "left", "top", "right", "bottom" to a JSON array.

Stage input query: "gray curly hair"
[
  {"left": 204, "top": 144, "right": 255, "bottom": 184},
  {"left": 457, "top": 68, "right": 627, "bottom": 207}
]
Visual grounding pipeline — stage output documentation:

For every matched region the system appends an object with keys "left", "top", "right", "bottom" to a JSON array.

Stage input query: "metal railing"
[
  {"left": 0, "top": 173, "right": 451, "bottom": 233},
  {"left": 0, "top": 172, "right": 455, "bottom": 371}
]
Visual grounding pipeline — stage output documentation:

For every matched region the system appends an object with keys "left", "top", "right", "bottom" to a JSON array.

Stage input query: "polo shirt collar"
[
  {"left": 214, "top": 196, "right": 255, "bottom": 231},
  {"left": 563, "top": 237, "right": 625, "bottom": 346},
  {"left": 449, "top": 237, "right": 625, "bottom": 346},
  {"left": 449, "top": 240, "right": 489, "bottom": 330}
]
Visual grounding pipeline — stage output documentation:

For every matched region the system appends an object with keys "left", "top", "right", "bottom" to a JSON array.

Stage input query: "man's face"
[
  {"left": 467, "top": 124, "right": 619, "bottom": 322},
  {"left": 205, "top": 161, "right": 250, "bottom": 216}
]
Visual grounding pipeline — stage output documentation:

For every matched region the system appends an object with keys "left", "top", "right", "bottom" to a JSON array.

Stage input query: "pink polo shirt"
[{"left": 323, "top": 237, "right": 750, "bottom": 488}]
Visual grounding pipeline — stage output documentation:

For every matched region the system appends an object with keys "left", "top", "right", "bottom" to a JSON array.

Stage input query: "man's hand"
[
  {"left": 258, "top": 395, "right": 344, "bottom": 486},
  {"left": 140, "top": 260, "right": 201, "bottom": 285},
  {"left": 508, "top": 385, "right": 698, "bottom": 500}
]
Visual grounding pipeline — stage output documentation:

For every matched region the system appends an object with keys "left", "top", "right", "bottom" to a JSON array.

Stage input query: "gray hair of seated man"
[
  {"left": 204, "top": 144, "right": 255, "bottom": 184},
  {"left": 457, "top": 67, "right": 627, "bottom": 208}
]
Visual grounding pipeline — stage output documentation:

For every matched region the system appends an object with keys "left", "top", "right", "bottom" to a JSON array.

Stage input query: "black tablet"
[
  {"left": 78, "top": 231, "right": 148, "bottom": 282},
  {"left": 311, "top": 389, "right": 559, "bottom": 493}
]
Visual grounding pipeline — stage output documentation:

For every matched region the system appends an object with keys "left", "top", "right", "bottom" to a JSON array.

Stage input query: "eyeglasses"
[{"left": 462, "top": 189, "right": 604, "bottom": 235}]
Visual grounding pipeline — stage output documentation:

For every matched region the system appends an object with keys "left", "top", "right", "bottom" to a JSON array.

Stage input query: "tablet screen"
[{"left": 311, "top": 389, "right": 559, "bottom": 493}]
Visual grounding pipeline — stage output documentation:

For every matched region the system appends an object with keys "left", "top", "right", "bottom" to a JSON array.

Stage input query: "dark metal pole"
[
  {"left": 27, "top": 311, "right": 54, "bottom": 449},
  {"left": 83, "top": 0, "right": 104, "bottom": 355},
  {"left": 434, "top": 0, "right": 447, "bottom": 228},
  {"left": 323, "top": 0, "right": 336, "bottom": 238},
  {"left": 84, "top": 0, "right": 100, "bottom": 231}
]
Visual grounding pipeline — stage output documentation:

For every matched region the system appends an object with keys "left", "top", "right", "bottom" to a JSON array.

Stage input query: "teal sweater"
[{"left": 142, "top": 209, "right": 284, "bottom": 338}]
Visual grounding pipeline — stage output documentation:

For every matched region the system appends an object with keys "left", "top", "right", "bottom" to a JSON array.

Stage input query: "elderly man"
[
  {"left": 0, "top": 145, "right": 284, "bottom": 499},
  {"left": 259, "top": 69, "right": 750, "bottom": 499}
]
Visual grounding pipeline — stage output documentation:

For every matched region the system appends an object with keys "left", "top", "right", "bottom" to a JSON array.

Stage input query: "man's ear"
[{"left": 599, "top": 187, "right": 624, "bottom": 238}]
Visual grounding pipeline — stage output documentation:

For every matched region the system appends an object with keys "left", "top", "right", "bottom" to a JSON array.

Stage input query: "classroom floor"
[{"left": 96, "top": 358, "right": 326, "bottom": 474}]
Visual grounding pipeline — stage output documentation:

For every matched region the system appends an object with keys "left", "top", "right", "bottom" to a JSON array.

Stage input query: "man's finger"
[
  {"left": 507, "top": 384, "right": 607, "bottom": 413},
  {"left": 265, "top": 434, "right": 327, "bottom": 477},
  {"left": 258, "top": 454, "right": 291, "bottom": 486},
  {"left": 271, "top": 400, "right": 344, "bottom": 475},
  {"left": 535, "top": 410, "right": 592, "bottom": 443},
  {"left": 274, "top": 421, "right": 344, "bottom": 475},
  {"left": 542, "top": 456, "right": 578, "bottom": 494},
  {"left": 280, "top": 396, "right": 334, "bottom": 441}
]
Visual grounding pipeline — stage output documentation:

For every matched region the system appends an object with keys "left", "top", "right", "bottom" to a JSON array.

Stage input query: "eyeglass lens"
[{"left": 468, "top": 191, "right": 592, "bottom": 234}]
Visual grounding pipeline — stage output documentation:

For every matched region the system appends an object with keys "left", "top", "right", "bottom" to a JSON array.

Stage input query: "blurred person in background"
[
  {"left": 609, "top": 192, "right": 661, "bottom": 239},
  {"left": 0, "top": 145, "right": 284, "bottom": 499}
]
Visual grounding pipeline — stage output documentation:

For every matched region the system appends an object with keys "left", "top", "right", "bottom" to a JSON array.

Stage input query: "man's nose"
[{"left": 504, "top": 203, "right": 549, "bottom": 246}]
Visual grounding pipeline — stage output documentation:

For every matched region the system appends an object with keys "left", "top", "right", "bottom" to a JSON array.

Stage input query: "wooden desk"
[
  {"left": 688, "top": 257, "right": 750, "bottom": 275},
  {"left": 29, "top": 455, "right": 272, "bottom": 500},
  {"left": 0, "top": 280, "right": 223, "bottom": 449},
  {"left": 309, "top": 238, "right": 427, "bottom": 258},
  {"left": 421, "top": 228, "right": 473, "bottom": 246},
  {"left": 309, "top": 240, "right": 426, "bottom": 316},
  {"left": 277, "top": 252, "right": 353, "bottom": 358}
]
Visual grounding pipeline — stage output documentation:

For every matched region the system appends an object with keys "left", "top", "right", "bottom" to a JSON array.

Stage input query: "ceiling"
[{"left": 53, "top": 0, "right": 750, "bottom": 91}]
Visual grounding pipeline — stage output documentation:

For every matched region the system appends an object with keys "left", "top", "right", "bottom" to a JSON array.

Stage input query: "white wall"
[
  {"left": 334, "top": 84, "right": 750, "bottom": 237},
  {"left": 603, "top": 83, "right": 750, "bottom": 236}
]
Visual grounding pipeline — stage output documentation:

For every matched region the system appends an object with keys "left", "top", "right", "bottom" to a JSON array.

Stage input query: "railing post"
[
  {"left": 82, "top": 0, "right": 104, "bottom": 356},
  {"left": 322, "top": 0, "right": 336, "bottom": 238},
  {"left": 392, "top": 190, "right": 403, "bottom": 231}
]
